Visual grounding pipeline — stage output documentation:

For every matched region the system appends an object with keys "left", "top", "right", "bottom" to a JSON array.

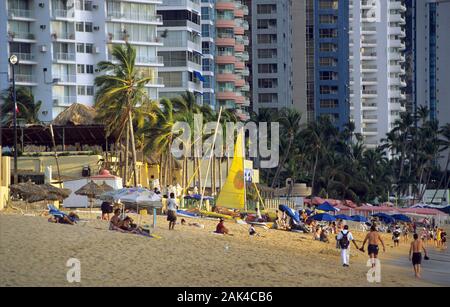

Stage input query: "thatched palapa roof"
[{"left": 52, "top": 103, "right": 97, "bottom": 126}]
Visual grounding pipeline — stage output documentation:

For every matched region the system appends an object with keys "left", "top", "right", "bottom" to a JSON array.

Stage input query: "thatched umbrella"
[
  {"left": 41, "top": 183, "right": 72, "bottom": 200},
  {"left": 52, "top": 103, "right": 97, "bottom": 126},
  {"left": 99, "top": 181, "right": 114, "bottom": 193},
  {"left": 75, "top": 181, "right": 105, "bottom": 216}
]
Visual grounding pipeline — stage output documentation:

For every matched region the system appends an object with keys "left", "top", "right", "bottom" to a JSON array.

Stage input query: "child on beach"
[
  {"left": 215, "top": 218, "right": 231, "bottom": 235},
  {"left": 409, "top": 233, "right": 428, "bottom": 279}
]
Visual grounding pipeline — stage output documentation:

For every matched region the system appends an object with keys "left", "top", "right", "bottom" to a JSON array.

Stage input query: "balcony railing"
[
  {"left": 16, "top": 53, "right": 35, "bottom": 61},
  {"left": 53, "top": 52, "right": 76, "bottom": 61},
  {"left": 8, "top": 8, "right": 34, "bottom": 19},
  {"left": 53, "top": 74, "right": 77, "bottom": 83},
  {"left": 15, "top": 74, "right": 35, "bottom": 83},
  {"left": 107, "top": 11, "right": 162, "bottom": 23},
  {"left": 52, "top": 9, "right": 75, "bottom": 19},
  {"left": 53, "top": 96, "right": 77, "bottom": 106},
  {"left": 8, "top": 31, "right": 36, "bottom": 40}
]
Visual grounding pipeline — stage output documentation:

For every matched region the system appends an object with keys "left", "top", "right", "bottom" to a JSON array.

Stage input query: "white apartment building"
[
  {"left": 251, "top": 0, "right": 293, "bottom": 113},
  {"left": 157, "top": 0, "right": 203, "bottom": 104},
  {"left": 349, "top": 0, "right": 407, "bottom": 148},
  {"left": 0, "top": 0, "right": 163, "bottom": 122}
]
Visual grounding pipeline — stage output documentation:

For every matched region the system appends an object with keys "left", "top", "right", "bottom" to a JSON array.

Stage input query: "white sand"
[{"left": 0, "top": 212, "right": 437, "bottom": 287}]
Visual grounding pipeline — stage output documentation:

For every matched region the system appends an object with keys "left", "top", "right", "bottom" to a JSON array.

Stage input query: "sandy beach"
[{"left": 0, "top": 211, "right": 443, "bottom": 287}]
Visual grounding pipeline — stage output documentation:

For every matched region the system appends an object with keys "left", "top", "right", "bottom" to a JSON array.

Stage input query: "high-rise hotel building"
[
  {"left": 0, "top": 0, "right": 163, "bottom": 122},
  {"left": 215, "top": 0, "right": 250, "bottom": 120},
  {"left": 349, "top": 0, "right": 407, "bottom": 148},
  {"left": 157, "top": 0, "right": 203, "bottom": 104}
]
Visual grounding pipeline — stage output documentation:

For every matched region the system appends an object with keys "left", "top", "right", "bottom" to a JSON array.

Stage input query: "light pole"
[{"left": 9, "top": 54, "right": 19, "bottom": 184}]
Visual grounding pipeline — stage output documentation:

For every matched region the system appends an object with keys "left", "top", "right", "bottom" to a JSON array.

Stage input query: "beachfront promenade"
[{"left": 0, "top": 212, "right": 444, "bottom": 287}]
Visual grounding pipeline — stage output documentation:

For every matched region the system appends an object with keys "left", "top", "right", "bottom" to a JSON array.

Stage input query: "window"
[
  {"left": 257, "top": 19, "right": 277, "bottom": 29},
  {"left": 258, "top": 64, "right": 277, "bottom": 74},
  {"left": 320, "top": 99, "right": 339, "bottom": 108},
  {"left": 319, "top": 0, "right": 338, "bottom": 9},
  {"left": 77, "top": 86, "right": 86, "bottom": 95},
  {"left": 77, "top": 64, "right": 85, "bottom": 74},
  {"left": 86, "top": 86, "right": 94, "bottom": 96},
  {"left": 257, "top": 34, "right": 277, "bottom": 44},
  {"left": 85, "top": 43, "right": 93, "bottom": 54},
  {"left": 319, "top": 43, "right": 337, "bottom": 52},
  {"left": 76, "top": 0, "right": 93, "bottom": 11},
  {"left": 84, "top": 22, "right": 93, "bottom": 32},
  {"left": 257, "top": 4, "right": 277, "bottom": 14},
  {"left": 319, "top": 29, "right": 337, "bottom": 38},
  {"left": 320, "top": 85, "right": 339, "bottom": 94},
  {"left": 258, "top": 93, "right": 278, "bottom": 103},
  {"left": 76, "top": 22, "right": 84, "bottom": 32},
  {"left": 320, "top": 57, "right": 338, "bottom": 66},
  {"left": 257, "top": 49, "right": 277, "bottom": 59},
  {"left": 77, "top": 43, "right": 84, "bottom": 53},
  {"left": 319, "top": 71, "right": 338, "bottom": 80},
  {"left": 319, "top": 15, "right": 338, "bottom": 24},
  {"left": 258, "top": 78, "right": 278, "bottom": 88},
  {"left": 86, "top": 65, "right": 94, "bottom": 74}
]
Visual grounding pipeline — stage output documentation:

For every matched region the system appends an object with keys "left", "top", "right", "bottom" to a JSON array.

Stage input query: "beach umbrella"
[
  {"left": 317, "top": 202, "right": 340, "bottom": 212},
  {"left": 99, "top": 181, "right": 114, "bottom": 193},
  {"left": 350, "top": 215, "right": 368, "bottom": 223},
  {"left": 391, "top": 214, "right": 412, "bottom": 223},
  {"left": 279, "top": 204, "right": 300, "bottom": 224},
  {"left": 309, "top": 213, "right": 336, "bottom": 222},
  {"left": 75, "top": 181, "right": 104, "bottom": 216},
  {"left": 372, "top": 213, "right": 395, "bottom": 224},
  {"left": 335, "top": 214, "right": 352, "bottom": 221},
  {"left": 10, "top": 181, "right": 69, "bottom": 203},
  {"left": 41, "top": 183, "right": 72, "bottom": 200}
]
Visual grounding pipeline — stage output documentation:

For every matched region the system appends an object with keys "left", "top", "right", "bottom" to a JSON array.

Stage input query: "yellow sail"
[{"left": 216, "top": 130, "right": 245, "bottom": 209}]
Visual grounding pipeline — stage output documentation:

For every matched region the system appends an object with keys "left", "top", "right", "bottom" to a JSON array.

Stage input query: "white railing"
[
  {"left": 8, "top": 8, "right": 33, "bottom": 19},
  {"left": 53, "top": 52, "right": 76, "bottom": 61}
]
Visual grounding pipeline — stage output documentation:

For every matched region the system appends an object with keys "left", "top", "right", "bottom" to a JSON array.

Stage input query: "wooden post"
[
  {"left": 62, "top": 127, "right": 66, "bottom": 151},
  {"left": 49, "top": 124, "right": 62, "bottom": 188}
]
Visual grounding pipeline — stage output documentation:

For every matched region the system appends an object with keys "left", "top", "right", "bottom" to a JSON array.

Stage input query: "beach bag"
[{"left": 339, "top": 232, "right": 350, "bottom": 249}]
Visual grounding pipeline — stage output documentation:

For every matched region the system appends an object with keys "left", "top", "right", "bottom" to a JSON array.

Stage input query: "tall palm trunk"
[
  {"left": 128, "top": 111, "right": 138, "bottom": 186},
  {"left": 430, "top": 153, "right": 450, "bottom": 203},
  {"left": 311, "top": 148, "right": 319, "bottom": 194},
  {"left": 123, "top": 122, "right": 130, "bottom": 186},
  {"left": 271, "top": 137, "right": 292, "bottom": 188},
  {"left": 159, "top": 153, "right": 163, "bottom": 187}
]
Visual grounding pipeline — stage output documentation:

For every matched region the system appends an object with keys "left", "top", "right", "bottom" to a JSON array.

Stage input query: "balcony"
[
  {"left": 216, "top": 55, "right": 236, "bottom": 64},
  {"left": 53, "top": 52, "right": 76, "bottom": 62},
  {"left": 16, "top": 53, "right": 36, "bottom": 63},
  {"left": 52, "top": 9, "right": 75, "bottom": 19},
  {"left": 107, "top": 11, "right": 163, "bottom": 24},
  {"left": 15, "top": 74, "right": 36, "bottom": 84},
  {"left": 8, "top": 8, "right": 34, "bottom": 20},
  {"left": 53, "top": 96, "right": 77, "bottom": 106},
  {"left": 216, "top": 37, "right": 235, "bottom": 46},
  {"left": 52, "top": 32, "right": 76, "bottom": 41},
  {"left": 8, "top": 31, "right": 36, "bottom": 41},
  {"left": 216, "top": 1, "right": 236, "bottom": 10},
  {"left": 53, "top": 74, "right": 77, "bottom": 84}
]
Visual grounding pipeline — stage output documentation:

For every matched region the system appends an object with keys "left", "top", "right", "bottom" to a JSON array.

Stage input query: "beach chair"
[{"left": 47, "top": 204, "right": 67, "bottom": 218}]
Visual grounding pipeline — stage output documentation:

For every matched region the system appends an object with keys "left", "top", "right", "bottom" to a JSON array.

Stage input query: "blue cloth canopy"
[
  {"left": 309, "top": 213, "right": 336, "bottom": 222},
  {"left": 372, "top": 213, "right": 395, "bottom": 224},
  {"left": 317, "top": 202, "right": 339, "bottom": 212},
  {"left": 193, "top": 71, "right": 205, "bottom": 82},
  {"left": 350, "top": 215, "right": 369, "bottom": 223},
  {"left": 335, "top": 214, "right": 352, "bottom": 221},
  {"left": 279, "top": 205, "right": 300, "bottom": 223},
  {"left": 391, "top": 214, "right": 412, "bottom": 223}
]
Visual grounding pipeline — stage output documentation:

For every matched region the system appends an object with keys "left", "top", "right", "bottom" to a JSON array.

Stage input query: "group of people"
[
  {"left": 419, "top": 226, "right": 447, "bottom": 248},
  {"left": 109, "top": 209, "right": 149, "bottom": 236}
]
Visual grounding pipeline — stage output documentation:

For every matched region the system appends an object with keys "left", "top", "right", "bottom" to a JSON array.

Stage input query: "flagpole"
[
  {"left": 242, "top": 127, "right": 247, "bottom": 212},
  {"left": 9, "top": 55, "right": 19, "bottom": 184}
]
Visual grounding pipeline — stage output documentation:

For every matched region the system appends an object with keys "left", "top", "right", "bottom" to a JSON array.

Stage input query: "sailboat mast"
[{"left": 242, "top": 127, "right": 247, "bottom": 212}]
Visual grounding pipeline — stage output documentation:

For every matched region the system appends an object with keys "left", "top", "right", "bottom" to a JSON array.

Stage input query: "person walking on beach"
[
  {"left": 392, "top": 225, "right": 401, "bottom": 247},
  {"left": 409, "top": 233, "right": 428, "bottom": 278},
  {"left": 167, "top": 193, "right": 178, "bottom": 230},
  {"left": 360, "top": 225, "right": 386, "bottom": 268},
  {"left": 336, "top": 225, "right": 359, "bottom": 267}
]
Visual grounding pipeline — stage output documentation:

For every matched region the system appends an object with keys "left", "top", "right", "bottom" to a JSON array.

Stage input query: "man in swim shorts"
[
  {"left": 360, "top": 225, "right": 386, "bottom": 268},
  {"left": 409, "top": 233, "right": 428, "bottom": 278}
]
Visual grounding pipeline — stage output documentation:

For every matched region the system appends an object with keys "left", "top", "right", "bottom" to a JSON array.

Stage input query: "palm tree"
[
  {"left": 1, "top": 86, "right": 42, "bottom": 125},
  {"left": 95, "top": 43, "right": 157, "bottom": 186},
  {"left": 271, "top": 108, "right": 302, "bottom": 188},
  {"left": 430, "top": 123, "right": 450, "bottom": 202}
]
